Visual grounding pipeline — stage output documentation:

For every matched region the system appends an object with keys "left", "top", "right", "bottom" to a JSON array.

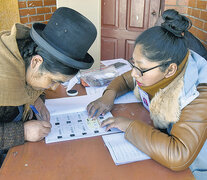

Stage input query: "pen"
[{"left": 30, "top": 105, "right": 43, "bottom": 120}]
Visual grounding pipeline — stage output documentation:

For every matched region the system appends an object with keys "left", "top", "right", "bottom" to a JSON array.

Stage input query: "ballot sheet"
[{"left": 45, "top": 97, "right": 120, "bottom": 143}]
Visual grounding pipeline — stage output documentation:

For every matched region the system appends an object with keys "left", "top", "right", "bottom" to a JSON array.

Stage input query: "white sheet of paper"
[
  {"left": 102, "top": 133, "right": 150, "bottom": 165},
  {"left": 114, "top": 91, "right": 140, "bottom": 104},
  {"left": 85, "top": 87, "right": 139, "bottom": 104},
  {"left": 45, "top": 95, "right": 99, "bottom": 116},
  {"left": 46, "top": 110, "right": 120, "bottom": 144}
]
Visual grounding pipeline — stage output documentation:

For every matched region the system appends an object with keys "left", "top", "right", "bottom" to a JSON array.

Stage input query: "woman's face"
[
  {"left": 26, "top": 55, "right": 74, "bottom": 91},
  {"left": 131, "top": 44, "right": 167, "bottom": 87}
]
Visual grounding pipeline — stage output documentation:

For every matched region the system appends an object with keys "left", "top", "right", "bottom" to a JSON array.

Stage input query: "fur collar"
[{"left": 134, "top": 67, "right": 186, "bottom": 129}]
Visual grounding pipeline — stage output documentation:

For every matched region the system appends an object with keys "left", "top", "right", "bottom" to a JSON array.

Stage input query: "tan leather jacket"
[{"left": 105, "top": 69, "right": 207, "bottom": 172}]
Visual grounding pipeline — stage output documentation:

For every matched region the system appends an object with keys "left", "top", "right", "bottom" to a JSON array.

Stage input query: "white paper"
[
  {"left": 46, "top": 110, "right": 120, "bottom": 144},
  {"left": 114, "top": 91, "right": 140, "bottom": 104},
  {"left": 66, "top": 75, "right": 79, "bottom": 91},
  {"left": 45, "top": 95, "right": 99, "bottom": 116},
  {"left": 102, "top": 133, "right": 150, "bottom": 165}
]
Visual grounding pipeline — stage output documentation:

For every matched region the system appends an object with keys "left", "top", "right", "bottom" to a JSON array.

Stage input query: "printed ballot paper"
[{"left": 45, "top": 96, "right": 120, "bottom": 144}]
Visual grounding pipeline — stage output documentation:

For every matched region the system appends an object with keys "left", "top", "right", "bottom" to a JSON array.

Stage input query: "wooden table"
[{"left": 0, "top": 85, "right": 194, "bottom": 180}]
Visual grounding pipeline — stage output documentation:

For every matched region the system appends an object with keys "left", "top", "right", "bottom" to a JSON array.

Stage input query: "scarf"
[{"left": 0, "top": 23, "right": 42, "bottom": 120}]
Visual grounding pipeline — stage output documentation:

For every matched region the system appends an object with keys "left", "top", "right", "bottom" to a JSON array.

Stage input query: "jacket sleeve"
[
  {"left": 125, "top": 84, "right": 207, "bottom": 171},
  {"left": 104, "top": 70, "right": 134, "bottom": 97},
  {"left": 0, "top": 106, "right": 25, "bottom": 150}
]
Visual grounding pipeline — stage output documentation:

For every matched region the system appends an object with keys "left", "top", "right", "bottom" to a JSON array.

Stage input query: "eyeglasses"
[{"left": 128, "top": 58, "right": 165, "bottom": 76}]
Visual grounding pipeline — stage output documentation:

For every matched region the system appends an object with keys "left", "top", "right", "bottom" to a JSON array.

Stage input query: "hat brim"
[{"left": 30, "top": 23, "right": 94, "bottom": 69}]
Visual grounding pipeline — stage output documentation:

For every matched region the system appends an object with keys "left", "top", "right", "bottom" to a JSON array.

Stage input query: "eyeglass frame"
[{"left": 128, "top": 58, "right": 169, "bottom": 76}]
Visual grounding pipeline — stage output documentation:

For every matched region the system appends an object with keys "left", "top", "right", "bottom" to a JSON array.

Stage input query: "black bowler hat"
[{"left": 30, "top": 7, "right": 97, "bottom": 69}]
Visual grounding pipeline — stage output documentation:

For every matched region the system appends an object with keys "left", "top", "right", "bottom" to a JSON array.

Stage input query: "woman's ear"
[
  {"left": 30, "top": 55, "right": 43, "bottom": 69},
  {"left": 164, "top": 63, "right": 177, "bottom": 78}
]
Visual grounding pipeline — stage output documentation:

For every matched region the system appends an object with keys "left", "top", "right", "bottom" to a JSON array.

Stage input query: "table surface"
[{"left": 0, "top": 85, "right": 194, "bottom": 180}]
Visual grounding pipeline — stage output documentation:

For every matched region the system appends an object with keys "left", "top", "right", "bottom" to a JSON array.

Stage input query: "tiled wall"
[
  {"left": 18, "top": 0, "right": 56, "bottom": 27},
  {"left": 165, "top": 0, "right": 207, "bottom": 49}
]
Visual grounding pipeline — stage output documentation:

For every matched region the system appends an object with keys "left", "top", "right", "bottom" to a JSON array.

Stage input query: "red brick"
[
  {"left": 191, "top": 9, "right": 201, "bottom": 18},
  {"left": 189, "top": 26, "right": 198, "bottom": 35},
  {"left": 200, "top": 11, "right": 207, "bottom": 21},
  {"left": 204, "top": 22, "right": 207, "bottom": 31},
  {"left": 188, "top": 16, "right": 195, "bottom": 25},
  {"left": 20, "top": 17, "right": 29, "bottom": 24},
  {"left": 45, "top": 13, "right": 53, "bottom": 20},
  {"left": 165, "top": 0, "right": 177, "bottom": 6},
  {"left": 44, "top": 0, "right": 56, "bottom": 6},
  {"left": 194, "top": 18, "right": 204, "bottom": 29},
  {"left": 51, "top": 6, "right": 57, "bottom": 12},
  {"left": 37, "top": 7, "right": 51, "bottom": 14},
  {"left": 188, "top": 0, "right": 196, "bottom": 8},
  {"left": 18, "top": 1, "right": 27, "bottom": 8},
  {"left": 29, "top": 15, "right": 45, "bottom": 22},
  {"left": 197, "top": 0, "right": 207, "bottom": 10},
  {"left": 42, "top": 21, "right": 48, "bottom": 24},
  {"left": 28, "top": 0, "right": 43, "bottom": 7},
  {"left": 196, "top": 28, "right": 207, "bottom": 42},
  {"left": 177, "top": 0, "right": 188, "bottom": 6},
  {"left": 187, "top": 7, "right": 192, "bottom": 15},
  {"left": 19, "top": 8, "right": 36, "bottom": 16}
]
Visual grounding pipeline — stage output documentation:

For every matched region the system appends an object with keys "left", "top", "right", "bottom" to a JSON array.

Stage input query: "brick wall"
[
  {"left": 18, "top": 0, "right": 56, "bottom": 27},
  {"left": 165, "top": 0, "right": 207, "bottom": 49}
]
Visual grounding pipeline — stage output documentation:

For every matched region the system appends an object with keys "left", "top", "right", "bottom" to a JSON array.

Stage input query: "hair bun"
[{"left": 161, "top": 9, "right": 192, "bottom": 37}]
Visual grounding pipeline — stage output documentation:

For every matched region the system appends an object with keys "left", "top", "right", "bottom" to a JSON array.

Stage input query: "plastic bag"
[{"left": 80, "top": 65, "right": 118, "bottom": 87}]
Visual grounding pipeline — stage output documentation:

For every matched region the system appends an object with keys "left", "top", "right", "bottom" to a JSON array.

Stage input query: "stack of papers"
[{"left": 102, "top": 133, "right": 150, "bottom": 165}]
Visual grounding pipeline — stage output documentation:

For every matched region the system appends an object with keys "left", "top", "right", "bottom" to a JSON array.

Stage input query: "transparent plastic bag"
[{"left": 80, "top": 65, "right": 118, "bottom": 87}]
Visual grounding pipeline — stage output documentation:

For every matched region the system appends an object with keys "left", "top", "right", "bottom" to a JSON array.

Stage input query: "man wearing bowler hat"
[{"left": 0, "top": 7, "right": 97, "bottom": 166}]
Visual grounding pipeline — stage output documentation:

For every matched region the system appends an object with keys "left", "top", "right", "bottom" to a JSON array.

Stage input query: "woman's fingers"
[
  {"left": 105, "top": 122, "right": 116, "bottom": 131},
  {"left": 94, "top": 107, "right": 105, "bottom": 118},
  {"left": 101, "top": 117, "right": 115, "bottom": 128},
  {"left": 87, "top": 102, "right": 97, "bottom": 117},
  {"left": 86, "top": 102, "right": 93, "bottom": 113}
]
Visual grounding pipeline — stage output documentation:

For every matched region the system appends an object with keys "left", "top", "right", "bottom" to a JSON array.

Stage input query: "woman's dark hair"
[
  {"left": 17, "top": 37, "right": 78, "bottom": 75},
  {"left": 135, "top": 9, "right": 192, "bottom": 71}
]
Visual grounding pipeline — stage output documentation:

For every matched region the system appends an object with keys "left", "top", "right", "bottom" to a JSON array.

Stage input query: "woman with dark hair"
[
  {"left": 155, "top": 9, "right": 207, "bottom": 60},
  {"left": 87, "top": 9, "right": 207, "bottom": 179},
  {"left": 0, "top": 7, "right": 97, "bottom": 164}
]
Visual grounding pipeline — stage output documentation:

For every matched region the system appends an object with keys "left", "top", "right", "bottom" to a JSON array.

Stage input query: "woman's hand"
[
  {"left": 34, "top": 97, "right": 50, "bottom": 121},
  {"left": 87, "top": 90, "right": 116, "bottom": 118},
  {"left": 101, "top": 117, "right": 134, "bottom": 132},
  {"left": 24, "top": 120, "right": 52, "bottom": 142}
]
